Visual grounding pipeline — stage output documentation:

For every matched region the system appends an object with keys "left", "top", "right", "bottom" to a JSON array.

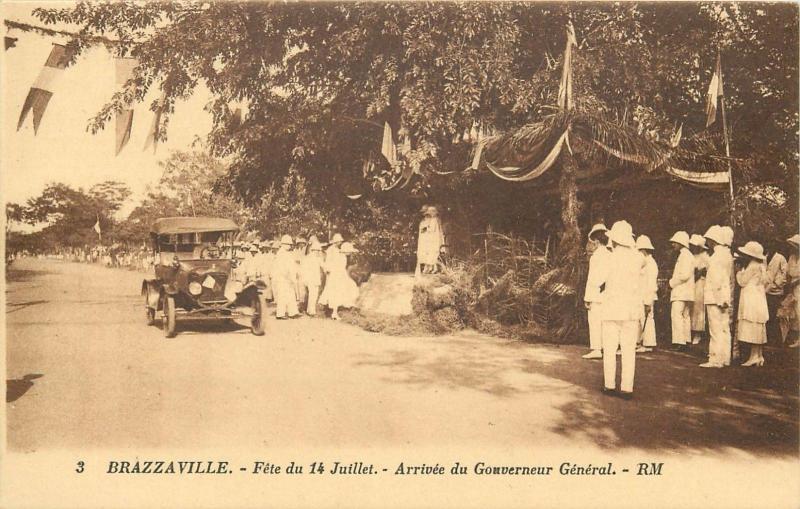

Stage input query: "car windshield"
[{"left": 156, "top": 231, "right": 236, "bottom": 261}]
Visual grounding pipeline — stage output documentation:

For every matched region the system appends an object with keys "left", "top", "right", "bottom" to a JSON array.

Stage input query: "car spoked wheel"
[
  {"left": 162, "top": 295, "right": 177, "bottom": 338},
  {"left": 251, "top": 293, "right": 267, "bottom": 336}
]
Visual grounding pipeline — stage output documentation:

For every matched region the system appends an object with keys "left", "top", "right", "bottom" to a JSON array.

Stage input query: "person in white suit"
[
  {"left": 598, "top": 220, "right": 646, "bottom": 400},
  {"left": 582, "top": 223, "right": 610, "bottom": 360},
  {"left": 668, "top": 231, "right": 695, "bottom": 351},
  {"left": 689, "top": 234, "right": 710, "bottom": 345},
  {"left": 700, "top": 226, "right": 733, "bottom": 367},
  {"left": 273, "top": 235, "right": 300, "bottom": 319},
  {"left": 300, "top": 240, "right": 324, "bottom": 316},
  {"left": 718, "top": 225, "right": 738, "bottom": 360},
  {"left": 636, "top": 234, "right": 658, "bottom": 352}
]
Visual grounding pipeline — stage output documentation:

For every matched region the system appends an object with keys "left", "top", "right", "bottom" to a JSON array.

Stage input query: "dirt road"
[{"left": 4, "top": 258, "right": 800, "bottom": 508}]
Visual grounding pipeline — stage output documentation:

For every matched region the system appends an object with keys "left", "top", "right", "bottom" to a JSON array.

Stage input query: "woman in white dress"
[
  {"left": 319, "top": 241, "right": 360, "bottom": 320},
  {"left": 736, "top": 241, "right": 769, "bottom": 366},
  {"left": 416, "top": 206, "right": 444, "bottom": 275}
]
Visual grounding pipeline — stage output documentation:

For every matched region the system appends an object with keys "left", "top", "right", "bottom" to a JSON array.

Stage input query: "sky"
[{"left": 2, "top": 2, "right": 214, "bottom": 219}]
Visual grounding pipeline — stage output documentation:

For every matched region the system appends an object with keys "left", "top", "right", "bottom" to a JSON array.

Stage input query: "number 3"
[{"left": 75, "top": 461, "right": 84, "bottom": 473}]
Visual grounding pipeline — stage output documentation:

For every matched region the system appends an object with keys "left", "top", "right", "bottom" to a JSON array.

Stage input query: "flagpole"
[{"left": 718, "top": 50, "right": 736, "bottom": 225}]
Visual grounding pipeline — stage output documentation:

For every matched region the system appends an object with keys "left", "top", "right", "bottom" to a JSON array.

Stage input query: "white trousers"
[
  {"left": 274, "top": 280, "right": 299, "bottom": 318},
  {"left": 587, "top": 303, "right": 603, "bottom": 351},
  {"left": 639, "top": 312, "right": 657, "bottom": 347},
  {"left": 707, "top": 305, "right": 731, "bottom": 366},
  {"left": 671, "top": 300, "right": 692, "bottom": 345},
  {"left": 305, "top": 284, "right": 320, "bottom": 315},
  {"left": 602, "top": 320, "right": 638, "bottom": 392}
]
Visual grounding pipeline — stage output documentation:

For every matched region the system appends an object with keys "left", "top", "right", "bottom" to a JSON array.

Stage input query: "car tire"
[
  {"left": 162, "top": 295, "right": 177, "bottom": 338},
  {"left": 251, "top": 293, "right": 267, "bottom": 336}
]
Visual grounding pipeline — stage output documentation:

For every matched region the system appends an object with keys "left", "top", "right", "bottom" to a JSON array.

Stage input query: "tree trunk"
[{"left": 558, "top": 148, "right": 582, "bottom": 264}]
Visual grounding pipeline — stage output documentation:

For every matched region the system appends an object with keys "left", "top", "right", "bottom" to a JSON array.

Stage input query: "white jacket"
[
  {"left": 704, "top": 246, "right": 733, "bottom": 306},
  {"left": 300, "top": 254, "right": 323, "bottom": 286},
  {"left": 641, "top": 255, "right": 659, "bottom": 306},
  {"left": 669, "top": 248, "right": 695, "bottom": 301},
  {"left": 584, "top": 245, "right": 610, "bottom": 303},
  {"left": 598, "top": 245, "right": 646, "bottom": 322}
]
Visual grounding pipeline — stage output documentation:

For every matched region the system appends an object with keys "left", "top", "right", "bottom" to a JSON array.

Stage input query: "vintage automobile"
[{"left": 141, "top": 217, "right": 267, "bottom": 337}]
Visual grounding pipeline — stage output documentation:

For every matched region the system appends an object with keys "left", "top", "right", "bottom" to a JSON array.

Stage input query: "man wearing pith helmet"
[
  {"left": 668, "top": 231, "right": 695, "bottom": 352},
  {"left": 273, "top": 234, "right": 300, "bottom": 319},
  {"left": 636, "top": 234, "right": 658, "bottom": 352},
  {"left": 597, "top": 220, "right": 646, "bottom": 400},
  {"left": 700, "top": 225, "right": 733, "bottom": 367},
  {"left": 582, "top": 223, "right": 610, "bottom": 360}
]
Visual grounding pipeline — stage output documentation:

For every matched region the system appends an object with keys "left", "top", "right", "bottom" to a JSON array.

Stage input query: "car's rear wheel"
[
  {"left": 251, "top": 293, "right": 267, "bottom": 336},
  {"left": 162, "top": 295, "right": 177, "bottom": 338}
]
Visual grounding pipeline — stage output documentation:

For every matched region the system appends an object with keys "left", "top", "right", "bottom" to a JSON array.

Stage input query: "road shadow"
[
  {"left": 6, "top": 374, "right": 44, "bottom": 403},
  {"left": 6, "top": 268, "right": 53, "bottom": 283},
  {"left": 520, "top": 348, "right": 799, "bottom": 457},
  {"left": 353, "top": 334, "right": 573, "bottom": 398},
  {"left": 159, "top": 318, "right": 252, "bottom": 335},
  {"left": 353, "top": 332, "right": 799, "bottom": 456}
]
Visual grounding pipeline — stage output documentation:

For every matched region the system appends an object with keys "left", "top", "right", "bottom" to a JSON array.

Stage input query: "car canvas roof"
[{"left": 150, "top": 217, "right": 239, "bottom": 235}]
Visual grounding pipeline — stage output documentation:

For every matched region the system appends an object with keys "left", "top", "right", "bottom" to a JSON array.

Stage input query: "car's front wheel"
[
  {"left": 251, "top": 293, "right": 267, "bottom": 336},
  {"left": 162, "top": 295, "right": 177, "bottom": 338}
]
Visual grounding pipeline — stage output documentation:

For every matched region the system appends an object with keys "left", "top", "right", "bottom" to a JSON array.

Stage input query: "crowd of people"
[
  {"left": 235, "top": 233, "right": 361, "bottom": 321},
  {"left": 582, "top": 220, "right": 800, "bottom": 400},
  {"left": 6, "top": 244, "right": 152, "bottom": 271}
]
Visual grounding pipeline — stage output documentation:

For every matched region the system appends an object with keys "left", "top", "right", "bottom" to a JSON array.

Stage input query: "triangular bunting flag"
[
  {"left": 17, "top": 44, "right": 73, "bottom": 134},
  {"left": 705, "top": 53, "right": 724, "bottom": 127},
  {"left": 115, "top": 58, "right": 138, "bottom": 155},
  {"left": 557, "top": 22, "right": 577, "bottom": 111},
  {"left": 381, "top": 122, "right": 397, "bottom": 165},
  {"left": 5, "top": 36, "right": 18, "bottom": 50},
  {"left": 143, "top": 92, "right": 167, "bottom": 153}
]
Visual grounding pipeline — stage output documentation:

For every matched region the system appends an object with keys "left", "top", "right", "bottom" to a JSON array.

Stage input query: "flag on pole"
[
  {"left": 17, "top": 44, "right": 73, "bottom": 134},
  {"left": 115, "top": 58, "right": 138, "bottom": 155},
  {"left": 143, "top": 92, "right": 167, "bottom": 152},
  {"left": 381, "top": 122, "right": 397, "bottom": 165},
  {"left": 557, "top": 22, "right": 577, "bottom": 111},
  {"left": 94, "top": 216, "right": 102, "bottom": 240},
  {"left": 705, "top": 53, "right": 724, "bottom": 127}
]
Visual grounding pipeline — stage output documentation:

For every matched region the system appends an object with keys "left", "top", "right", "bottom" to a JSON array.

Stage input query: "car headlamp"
[{"left": 189, "top": 281, "right": 203, "bottom": 295}]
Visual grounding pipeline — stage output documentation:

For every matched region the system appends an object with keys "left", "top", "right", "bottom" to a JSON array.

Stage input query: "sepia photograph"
[{"left": 2, "top": 1, "right": 799, "bottom": 507}]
